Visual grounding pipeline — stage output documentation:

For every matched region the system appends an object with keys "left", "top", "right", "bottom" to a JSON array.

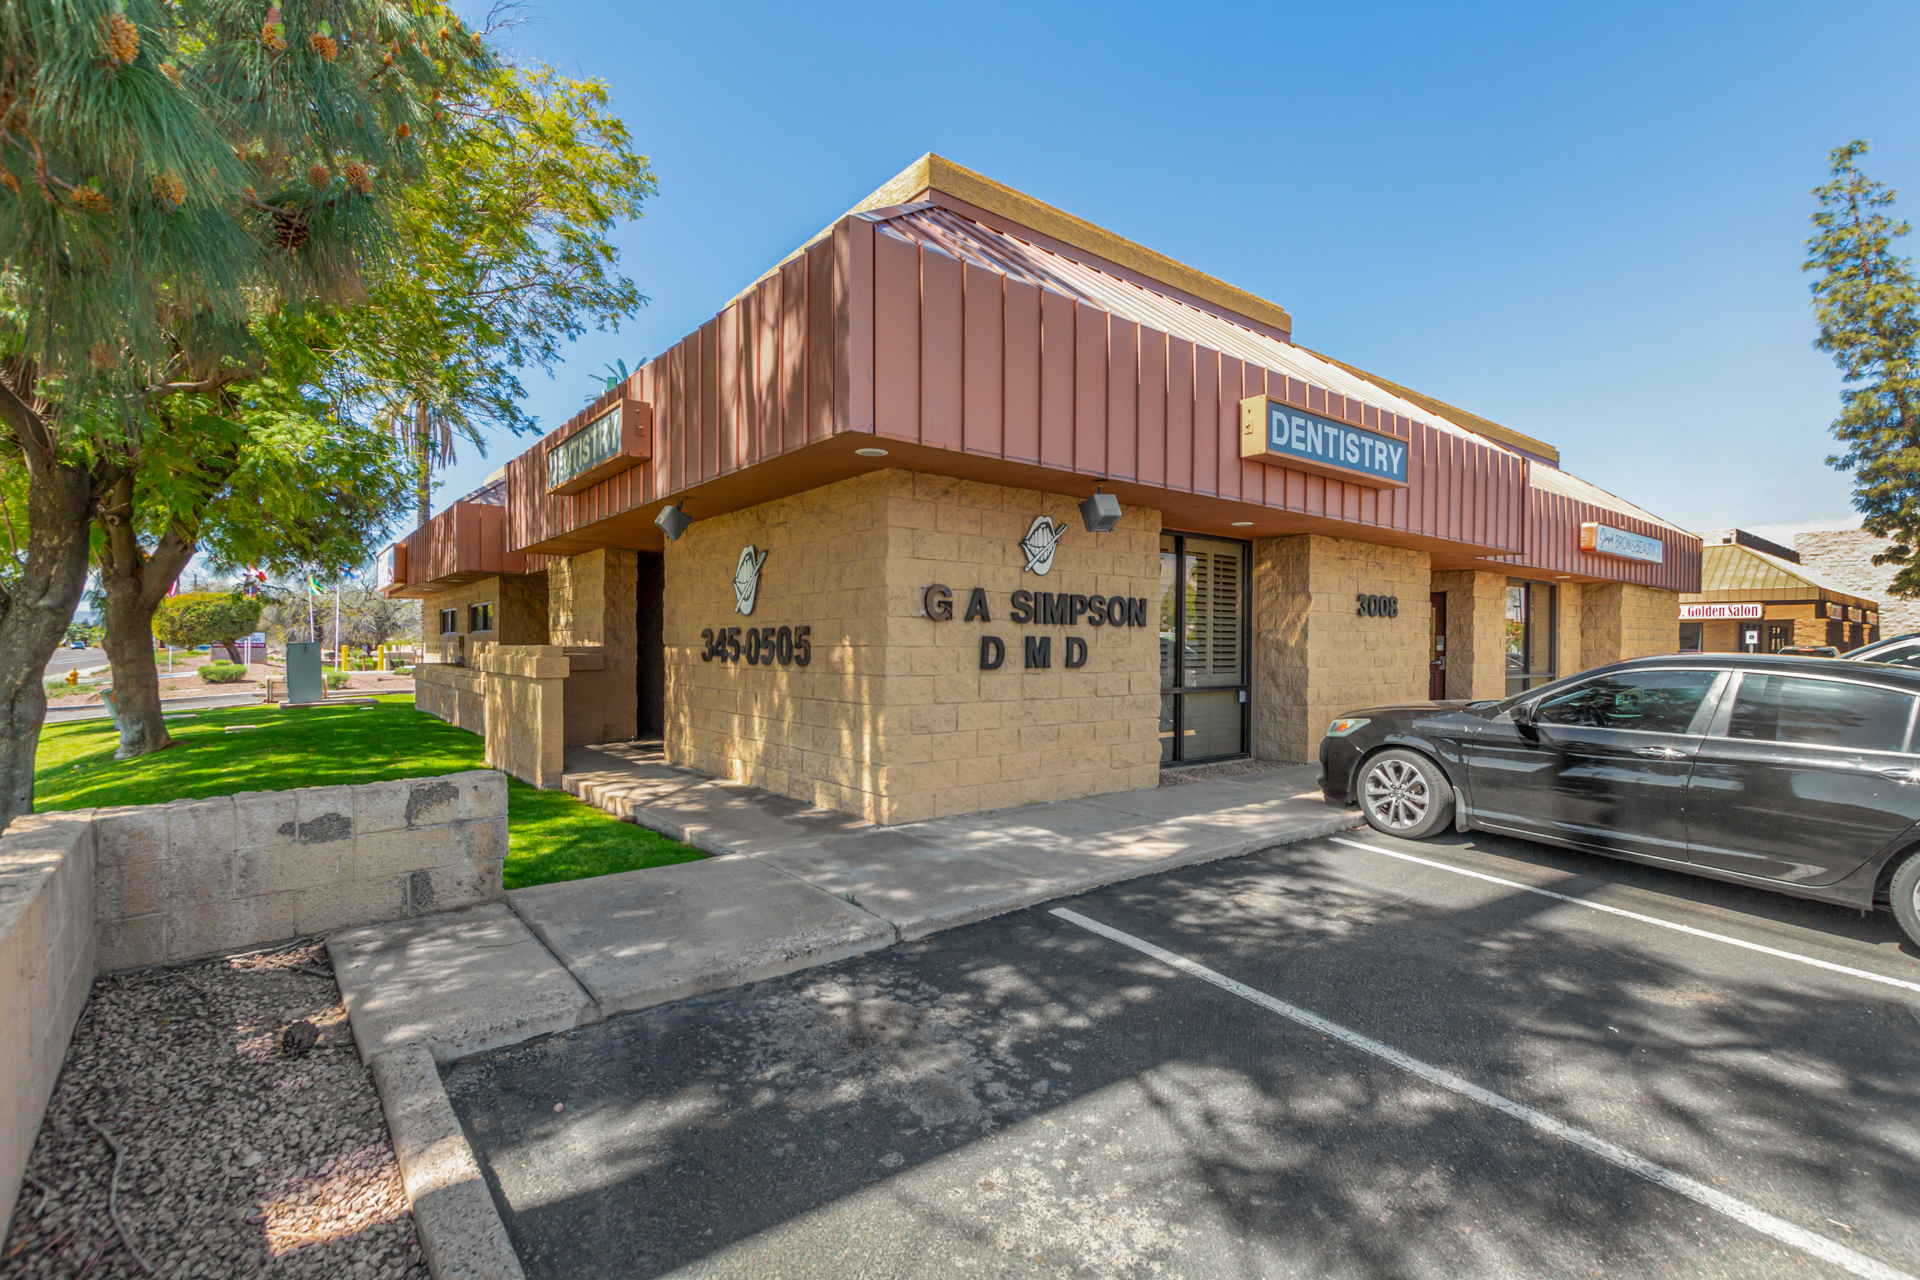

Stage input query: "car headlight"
[{"left": 1326, "top": 717, "right": 1370, "bottom": 737}]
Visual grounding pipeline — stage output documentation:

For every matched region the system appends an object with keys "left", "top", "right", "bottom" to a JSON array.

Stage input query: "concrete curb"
[{"left": 371, "top": 1045, "right": 525, "bottom": 1280}]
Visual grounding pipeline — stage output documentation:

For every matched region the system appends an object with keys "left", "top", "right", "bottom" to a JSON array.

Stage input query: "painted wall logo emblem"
[
  {"left": 731, "top": 546, "right": 769, "bottom": 615},
  {"left": 1019, "top": 516, "right": 1066, "bottom": 575}
]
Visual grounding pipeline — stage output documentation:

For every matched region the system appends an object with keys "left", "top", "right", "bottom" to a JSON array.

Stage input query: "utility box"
[{"left": 284, "top": 641, "right": 324, "bottom": 704}]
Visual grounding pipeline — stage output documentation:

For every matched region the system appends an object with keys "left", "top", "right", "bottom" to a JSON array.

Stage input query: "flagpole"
[
  {"left": 307, "top": 578, "right": 315, "bottom": 644},
  {"left": 334, "top": 577, "right": 342, "bottom": 670}
]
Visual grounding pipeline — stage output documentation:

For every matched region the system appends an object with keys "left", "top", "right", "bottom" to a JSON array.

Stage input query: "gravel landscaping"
[{"left": 1, "top": 939, "right": 423, "bottom": 1279}]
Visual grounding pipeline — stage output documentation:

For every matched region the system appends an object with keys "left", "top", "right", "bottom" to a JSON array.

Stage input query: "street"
[
  {"left": 41, "top": 647, "right": 105, "bottom": 678},
  {"left": 443, "top": 828, "right": 1920, "bottom": 1280}
]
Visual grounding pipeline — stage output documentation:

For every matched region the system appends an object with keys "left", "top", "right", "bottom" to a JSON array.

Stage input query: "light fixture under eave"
[
  {"left": 1231, "top": 521, "right": 1254, "bottom": 527},
  {"left": 654, "top": 503, "right": 691, "bottom": 541},
  {"left": 854, "top": 447, "right": 889, "bottom": 458},
  {"left": 1080, "top": 486, "right": 1122, "bottom": 533}
]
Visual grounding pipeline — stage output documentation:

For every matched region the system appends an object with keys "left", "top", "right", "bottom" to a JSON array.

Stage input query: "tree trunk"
[
  {"left": 414, "top": 400, "right": 431, "bottom": 528},
  {"left": 0, "top": 384, "right": 102, "bottom": 829},
  {"left": 221, "top": 639, "right": 242, "bottom": 664},
  {"left": 97, "top": 473, "right": 198, "bottom": 761}
]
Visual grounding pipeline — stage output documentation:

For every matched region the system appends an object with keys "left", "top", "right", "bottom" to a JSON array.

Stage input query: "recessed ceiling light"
[
  {"left": 1231, "top": 521, "right": 1253, "bottom": 527},
  {"left": 854, "top": 447, "right": 889, "bottom": 457}
]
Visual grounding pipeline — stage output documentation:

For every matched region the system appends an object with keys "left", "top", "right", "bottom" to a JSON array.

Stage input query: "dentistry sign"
[{"left": 1238, "top": 396, "right": 1409, "bottom": 488}]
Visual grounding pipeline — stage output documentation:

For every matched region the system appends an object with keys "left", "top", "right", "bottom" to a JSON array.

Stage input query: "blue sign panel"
[{"left": 1239, "top": 396, "right": 1409, "bottom": 488}]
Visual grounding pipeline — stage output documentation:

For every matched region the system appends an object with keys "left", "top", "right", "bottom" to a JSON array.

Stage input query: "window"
[
  {"left": 1535, "top": 669, "right": 1717, "bottom": 734},
  {"left": 1678, "top": 622, "right": 1703, "bottom": 654},
  {"left": 1159, "top": 533, "right": 1249, "bottom": 763},
  {"left": 1763, "top": 621, "right": 1793, "bottom": 653},
  {"left": 469, "top": 602, "right": 494, "bottom": 634},
  {"left": 1725, "top": 674, "right": 1915, "bottom": 752},
  {"left": 1864, "top": 641, "right": 1920, "bottom": 669},
  {"left": 1504, "top": 580, "right": 1557, "bottom": 695},
  {"left": 439, "top": 609, "right": 457, "bottom": 635}
]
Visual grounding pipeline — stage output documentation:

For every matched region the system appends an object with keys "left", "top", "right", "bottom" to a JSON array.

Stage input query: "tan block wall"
[
  {"left": 1430, "top": 570, "right": 1508, "bottom": 699},
  {"left": 414, "top": 662, "right": 484, "bottom": 731},
  {"left": 0, "top": 776, "right": 505, "bottom": 1233},
  {"left": 663, "top": 470, "right": 1161, "bottom": 824},
  {"left": 89, "top": 771, "right": 507, "bottom": 972},
  {"left": 1253, "top": 535, "right": 1431, "bottom": 763},
  {"left": 1582, "top": 583, "right": 1681, "bottom": 667},
  {"left": 417, "top": 574, "right": 549, "bottom": 665},
  {"left": 1555, "top": 582, "right": 1584, "bottom": 678},
  {"left": 478, "top": 647, "right": 568, "bottom": 789},
  {"left": 0, "top": 813, "right": 95, "bottom": 1238},
  {"left": 1795, "top": 529, "right": 1913, "bottom": 634},
  {"left": 549, "top": 549, "right": 638, "bottom": 743},
  {"left": 883, "top": 473, "right": 1161, "bottom": 822}
]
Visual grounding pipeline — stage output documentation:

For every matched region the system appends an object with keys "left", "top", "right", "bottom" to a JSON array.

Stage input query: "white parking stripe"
[
  {"left": 1329, "top": 836, "right": 1920, "bottom": 996},
  {"left": 1051, "top": 906, "right": 1915, "bottom": 1280}
]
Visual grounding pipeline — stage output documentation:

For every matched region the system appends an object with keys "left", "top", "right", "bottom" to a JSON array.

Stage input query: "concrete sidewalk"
[{"left": 330, "top": 745, "right": 1360, "bottom": 1065}]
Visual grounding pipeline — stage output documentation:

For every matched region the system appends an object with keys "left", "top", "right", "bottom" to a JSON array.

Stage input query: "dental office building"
[{"left": 383, "top": 155, "right": 1702, "bottom": 825}]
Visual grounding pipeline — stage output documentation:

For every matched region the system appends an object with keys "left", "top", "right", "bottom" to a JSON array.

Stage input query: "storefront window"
[
  {"left": 1160, "top": 534, "right": 1249, "bottom": 763},
  {"left": 1678, "top": 621, "right": 1703, "bottom": 654},
  {"left": 1504, "top": 580, "right": 1557, "bottom": 696}
]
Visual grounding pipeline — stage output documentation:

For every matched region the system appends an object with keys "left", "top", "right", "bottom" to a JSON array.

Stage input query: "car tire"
[
  {"left": 1357, "top": 749, "right": 1454, "bottom": 840},
  {"left": 1891, "top": 850, "right": 1920, "bottom": 949}
]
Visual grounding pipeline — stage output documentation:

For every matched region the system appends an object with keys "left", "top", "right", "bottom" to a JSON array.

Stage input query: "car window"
[
  {"left": 1863, "top": 641, "right": 1920, "bottom": 669},
  {"left": 1534, "top": 670, "right": 1718, "bottom": 734},
  {"left": 1725, "top": 674, "right": 1916, "bottom": 752}
]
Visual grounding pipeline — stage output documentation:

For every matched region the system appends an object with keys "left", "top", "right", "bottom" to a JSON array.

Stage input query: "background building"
[
  {"left": 1795, "top": 527, "right": 1920, "bottom": 639},
  {"left": 1680, "top": 529, "right": 1878, "bottom": 652}
]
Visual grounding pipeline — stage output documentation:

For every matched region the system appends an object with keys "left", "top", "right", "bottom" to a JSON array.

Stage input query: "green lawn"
[{"left": 34, "top": 695, "right": 703, "bottom": 889}]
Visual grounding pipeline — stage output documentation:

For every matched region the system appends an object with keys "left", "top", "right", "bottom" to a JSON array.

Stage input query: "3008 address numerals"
[{"left": 700, "top": 624, "right": 812, "bottom": 666}]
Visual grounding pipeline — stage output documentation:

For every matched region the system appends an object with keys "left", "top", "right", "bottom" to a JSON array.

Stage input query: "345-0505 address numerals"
[{"left": 700, "top": 624, "right": 812, "bottom": 666}]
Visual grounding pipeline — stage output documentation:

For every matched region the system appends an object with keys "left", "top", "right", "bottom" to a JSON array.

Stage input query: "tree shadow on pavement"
[{"left": 442, "top": 841, "right": 1920, "bottom": 1279}]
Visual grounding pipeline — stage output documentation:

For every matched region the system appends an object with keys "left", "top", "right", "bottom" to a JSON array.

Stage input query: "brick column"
[
  {"left": 1581, "top": 583, "right": 1680, "bottom": 667},
  {"left": 476, "top": 645, "right": 568, "bottom": 788},
  {"left": 547, "top": 548, "right": 639, "bottom": 743},
  {"left": 1429, "top": 570, "right": 1508, "bottom": 700},
  {"left": 1252, "top": 534, "right": 1431, "bottom": 763}
]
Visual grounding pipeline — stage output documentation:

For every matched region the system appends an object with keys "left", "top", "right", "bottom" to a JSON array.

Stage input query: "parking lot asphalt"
[{"left": 443, "top": 828, "right": 1920, "bottom": 1280}]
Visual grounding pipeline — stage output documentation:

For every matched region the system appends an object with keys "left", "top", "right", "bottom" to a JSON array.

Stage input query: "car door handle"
[
  {"left": 1878, "top": 766, "right": 1920, "bottom": 783},
  {"left": 1634, "top": 746, "right": 1688, "bottom": 760}
]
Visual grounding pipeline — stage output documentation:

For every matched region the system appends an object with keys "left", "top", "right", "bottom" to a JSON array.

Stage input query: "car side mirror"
[{"left": 1512, "top": 700, "right": 1537, "bottom": 728}]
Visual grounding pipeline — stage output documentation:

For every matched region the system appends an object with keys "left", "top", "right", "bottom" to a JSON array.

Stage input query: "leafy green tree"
[
  {"left": 339, "top": 63, "right": 657, "bottom": 524},
  {"left": 0, "top": 0, "right": 492, "bottom": 793},
  {"left": 1805, "top": 140, "right": 1920, "bottom": 594},
  {"left": 96, "top": 321, "right": 415, "bottom": 757},
  {"left": 153, "top": 590, "right": 262, "bottom": 662}
]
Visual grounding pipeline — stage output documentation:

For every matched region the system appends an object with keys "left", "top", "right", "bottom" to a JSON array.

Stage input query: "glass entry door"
[{"left": 1159, "top": 533, "right": 1250, "bottom": 764}]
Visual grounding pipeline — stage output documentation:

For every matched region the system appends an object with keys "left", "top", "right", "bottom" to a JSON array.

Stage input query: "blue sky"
[{"left": 427, "top": 0, "right": 1920, "bottom": 545}]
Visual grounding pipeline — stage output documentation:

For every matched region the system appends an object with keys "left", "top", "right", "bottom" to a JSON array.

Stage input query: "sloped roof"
[
  {"left": 1694, "top": 542, "right": 1877, "bottom": 605},
  {"left": 1530, "top": 464, "right": 1686, "bottom": 534},
  {"left": 874, "top": 204, "right": 1517, "bottom": 455}
]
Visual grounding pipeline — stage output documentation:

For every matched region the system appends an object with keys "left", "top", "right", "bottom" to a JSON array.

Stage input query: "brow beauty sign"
[{"left": 922, "top": 584, "right": 1153, "bottom": 671}]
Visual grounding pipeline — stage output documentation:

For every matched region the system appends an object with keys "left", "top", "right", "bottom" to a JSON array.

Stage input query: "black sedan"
[{"left": 1318, "top": 652, "right": 1920, "bottom": 947}]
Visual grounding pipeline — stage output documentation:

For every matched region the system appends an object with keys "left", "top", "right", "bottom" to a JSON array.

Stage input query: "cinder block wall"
[
  {"left": 414, "top": 663, "right": 485, "bottom": 731},
  {"left": 1, "top": 769, "right": 505, "bottom": 1244},
  {"left": 1582, "top": 583, "right": 1680, "bottom": 668},
  {"left": 92, "top": 770, "right": 507, "bottom": 970},
  {"left": 1253, "top": 534, "right": 1432, "bottom": 763},
  {"left": 0, "top": 813, "right": 96, "bottom": 1241},
  {"left": 1430, "top": 570, "right": 1508, "bottom": 700},
  {"left": 882, "top": 472, "right": 1161, "bottom": 822},
  {"left": 663, "top": 470, "right": 1162, "bottom": 824},
  {"left": 550, "top": 549, "right": 639, "bottom": 743}
]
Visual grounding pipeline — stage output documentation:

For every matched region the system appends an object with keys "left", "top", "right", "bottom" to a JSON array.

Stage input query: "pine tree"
[
  {"left": 0, "top": 0, "right": 492, "bottom": 790},
  {"left": 1805, "top": 140, "right": 1920, "bottom": 594}
]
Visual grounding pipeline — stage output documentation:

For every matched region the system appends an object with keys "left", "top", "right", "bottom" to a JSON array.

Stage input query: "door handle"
[
  {"left": 1633, "top": 746, "right": 1688, "bottom": 760},
  {"left": 1878, "top": 767, "right": 1920, "bottom": 783}
]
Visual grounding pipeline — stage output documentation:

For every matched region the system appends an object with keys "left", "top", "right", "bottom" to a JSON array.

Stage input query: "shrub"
[
  {"left": 324, "top": 670, "right": 350, "bottom": 690},
  {"left": 200, "top": 662, "right": 248, "bottom": 684}
]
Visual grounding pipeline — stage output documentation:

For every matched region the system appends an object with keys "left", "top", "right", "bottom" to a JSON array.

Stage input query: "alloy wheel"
[{"left": 1364, "top": 758, "right": 1430, "bottom": 831}]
